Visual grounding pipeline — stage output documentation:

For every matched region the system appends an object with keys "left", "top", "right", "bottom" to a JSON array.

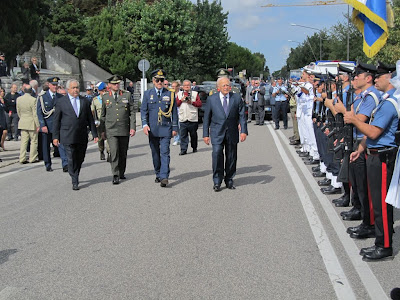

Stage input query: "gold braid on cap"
[{"left": 158, "top": 91, "right": 175, "bottom": 124}]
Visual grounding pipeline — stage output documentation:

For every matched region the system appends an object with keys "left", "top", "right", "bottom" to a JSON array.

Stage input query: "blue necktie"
[
  {"left": 223, "top": 95, "right": 228, "bottom": 116},
  {"left": 72, "top": 97, "right": 79, "bottom": 116}
]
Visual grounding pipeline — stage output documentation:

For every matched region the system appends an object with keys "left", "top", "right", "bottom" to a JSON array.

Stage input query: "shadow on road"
[{"left": 0, "top": 249, "right": 18, "bottom": 265}]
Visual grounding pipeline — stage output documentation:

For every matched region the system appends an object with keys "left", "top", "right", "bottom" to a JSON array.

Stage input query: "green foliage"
[
  {"left": 0, "top": 0, "right": 41, "bottom": 64},
  {"left": 376, "top": 2, "right": 400, "bottom": 64},
  {"left": 224, "top": 43, "right": 266, "bottom": 78},
  {"left": 191, "top": 0, "right": 229, "bottom": 81},
  {"left": 46, "top": 2, "right": 92, "bottom": 59}
]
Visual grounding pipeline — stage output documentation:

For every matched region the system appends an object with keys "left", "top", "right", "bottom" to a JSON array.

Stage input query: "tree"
[
  {"left": 191, "top": 0, "right": 229, "bottom": 81},
  {"left": 88, "top": 4, "right": 138, "bottom": 79},
  {"left": 0, "top": 0, "right": 42, "bottom": 71},
  {"left": 46, "top": 1, "right": 92, "bottom": 59},
  {"left": 376, "top": 0, "right": 400, "bottom": 63}
]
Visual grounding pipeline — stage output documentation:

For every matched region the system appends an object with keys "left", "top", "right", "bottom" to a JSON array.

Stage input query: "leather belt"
[{"left": 366, "top": 146, "right": 397, "bottom": 155}]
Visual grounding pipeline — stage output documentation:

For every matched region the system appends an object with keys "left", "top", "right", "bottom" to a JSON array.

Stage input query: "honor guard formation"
[{"left": 1, "top": 60, "right": 400, "bottom": 265}]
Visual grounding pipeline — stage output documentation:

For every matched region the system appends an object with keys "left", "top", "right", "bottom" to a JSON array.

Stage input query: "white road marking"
[
  {"left": 273, "top": 123, "right": 389, "bottom": 300},
  {"left": 266, "top": 122, "right": 356, "bottom": 300},
  {"left": 0, "top": 287, "right": 21, "bottom": 300}
]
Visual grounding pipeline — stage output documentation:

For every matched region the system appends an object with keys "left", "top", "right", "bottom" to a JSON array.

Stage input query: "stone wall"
[{"left": 44, "top": 42, "right": 80, "bottom": 75}]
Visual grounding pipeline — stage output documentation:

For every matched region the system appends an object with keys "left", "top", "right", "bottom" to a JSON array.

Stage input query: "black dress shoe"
[
  {"left": 332, "top": 197, "right": 350, "bottom": 207},
  {"left": 359, "top": 245, "right": 376, "bottom": 256},
  {"left": 274, "top": 127, "right": 279, "bottom": 130},
  {"left": 298, "top": 152, "right": 309, "bottom": 157},
  {"left": 255, "top": 123, "right": 260, "bottom": 125},
  {"left": 332, "top": 194, "right": 348, "bottom": 204},
  {"left": 313, "top": 171, "right": 326, "bottom": 177},
  {"left": 72, "top": 184, "right": 80, "bottom": 191},
  {"left": 322, "top": 186, "right": 342, "bottom": 195},
  {"left": 294, "top": 145, "right": 302, "bottom": 149},
  {"left": 312, "top": 166, "right": 320, "bottom": 172},
  {"left": 340, "top": 207, "right": 356, "bottom": 217},
  {"left": 179, "top": 151, "right": 187, "bottom": 156},
  {"left": 350, "top": 225, "right": 375, "bottom": 239},
  {"left": 120, "top": 175, "right": 126, "bottom": 180},
  {"left": 318, "top": 178, "right": 331, "bottom": 186},
  {"left": 363, "top": 247, "right": 392, "bottom": 260},
  {"left": 100, "top": 152, "right": 105, "bottom": 160},
  {"left": 112, "top": 175, "right": 120, "bottom": 185},
  {"left": 334, "top": 197, "right": 350, "bottom": 207},
  {"left": 63, "top": 166, "right": 68, "bottom": 173},
  {"left": 342, "top": 208, "right": 362, "bottom": 221},
  {"left": 302, "top": 156, "right": 312, "bottom": 161},
  {"left": 193, "top": 149, "right": 197, "bottom": 153},
  {"left": 305, "top": 159, "right": 320, "bottom": 165},
  {"left": 213, "top": 184, "right": 221, "bottom": 192},
  {"left": 247, "top": 120, "right": 252, "bottom": 123},
  {"left": 160, "top": 178, "right": 168, "bottom": 187},
  {"left": 46, "top": 166, "right": 53, "bottom": 172},
  {"left": 289, "top": 140, "right": 300, "bottom": 145},
  {"left": 347, "top": 223, "right": 365, "bottom": 234},
  {"left": 155, "top": 177, "right": 161, "bottom": 183},
  {"left": 296, "top": 150, "right": 303, "bottom": 154},
  {"left": 226, "top": 182, "right": 236, "bottom": 189},
  {"left": 21, "top": 161, "right": 28, "bottom": 164}
]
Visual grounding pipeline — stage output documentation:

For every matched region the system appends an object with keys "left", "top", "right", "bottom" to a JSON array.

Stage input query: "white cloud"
[
  {"left": 221, "top": 0, "right": 265, "bottom": 13},
  {"left": 232, "top": 14, "right": 263, "bottom": 30}
]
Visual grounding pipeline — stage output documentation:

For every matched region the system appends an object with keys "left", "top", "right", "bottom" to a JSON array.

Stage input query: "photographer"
[
  {"left": 176, "top": 80, "right": 202, "bottom": 155},
  {"left": 272, "top": 77, "right": 289, "bottom": 130},
  {"left": 250, "top": 80, "right": 266, "bottom": 125}
]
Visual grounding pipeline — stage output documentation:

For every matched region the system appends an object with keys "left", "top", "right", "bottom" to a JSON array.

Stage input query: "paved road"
[{"left": 0, "top": 117, "right": 399, "bottom": 299}]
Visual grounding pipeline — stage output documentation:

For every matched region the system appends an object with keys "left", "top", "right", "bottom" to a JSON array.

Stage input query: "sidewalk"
[{"left": 0, "top": 139, "right": 22, "bottom": 168}]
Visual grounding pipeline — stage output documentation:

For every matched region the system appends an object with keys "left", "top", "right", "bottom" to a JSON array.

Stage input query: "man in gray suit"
[
  {"left": 250, "top": 80, "right": 266, "bottom": 125},
  {"left": 245, "top": 79, "right": 254, "bottom": 123}
]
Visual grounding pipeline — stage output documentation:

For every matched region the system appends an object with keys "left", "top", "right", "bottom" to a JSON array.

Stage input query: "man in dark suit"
[
  {"left": 53, "top": 79, "right": 98, "bottom": 190},
  {"left": 203, "top": 77, "right": 248, "bottom": 191}
]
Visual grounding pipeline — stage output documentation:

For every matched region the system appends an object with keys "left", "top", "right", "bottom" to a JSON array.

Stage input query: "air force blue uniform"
[
  {"left": 141, "top": 87, "right": 178, "bottom": 180},
  {"left": 37, "top": 90, "right": 68, "bottom": 170}
]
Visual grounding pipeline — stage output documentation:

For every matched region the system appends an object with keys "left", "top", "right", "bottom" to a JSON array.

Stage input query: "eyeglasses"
[
  {"left": 155, "top": 78, "right": 164, "bottom": 83},
  {"left": 220, "top": 84, "right": 230, "bottom": 88}
]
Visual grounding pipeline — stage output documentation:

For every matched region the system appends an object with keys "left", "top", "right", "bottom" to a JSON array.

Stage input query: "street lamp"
[
  {"left": 291, "top": 23, "right": 322, "bottom": 61},
  {"left": 288, "top": 39, "right": 317, "bottom": 62}
]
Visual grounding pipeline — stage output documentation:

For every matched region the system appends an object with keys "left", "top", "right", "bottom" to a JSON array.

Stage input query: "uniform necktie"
[
  {"left": 52, "top": 93, "right": 55, "bottom": 101},
  {"left": 72, "top": 97, "right": 79, "bottom": 117},
  {"left": 114, "top": 93, "right": 118, "bottom": 101},
  {"left": 223, "top": 95, "right": 228, "bottom": 116},
  {"left": 157, "top": 91, "right": 161, "bottom": 98}
]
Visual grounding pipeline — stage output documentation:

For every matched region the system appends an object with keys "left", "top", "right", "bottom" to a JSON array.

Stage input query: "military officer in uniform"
[
  {"left": 100, "top": 75, "right": 137, "bottom": 185},
  {"left": 209, "top": 69, "right": 240, "bottom": 96},
  {"left": 37, "top": 76, "right": 68, "bottom": 172},
  {"left": 91, "top": 82, "right": 110, "bottom": 161},
  {"left": 141, "top": 69, "right": 178, "bottom": 187}
]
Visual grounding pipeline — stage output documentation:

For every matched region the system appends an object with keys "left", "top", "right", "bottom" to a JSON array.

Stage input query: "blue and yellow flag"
[{"left": 343, "top": 0, "right": 394, "bottom": 58}]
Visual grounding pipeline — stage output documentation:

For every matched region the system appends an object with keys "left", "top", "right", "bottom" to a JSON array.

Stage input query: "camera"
[{"left": 184, "top": 95, "right": 191, "bottom": 102}]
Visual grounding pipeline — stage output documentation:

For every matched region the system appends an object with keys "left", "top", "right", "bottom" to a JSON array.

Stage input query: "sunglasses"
[{"left": 155, "top": 78, "right": 164, "bottom": 83}]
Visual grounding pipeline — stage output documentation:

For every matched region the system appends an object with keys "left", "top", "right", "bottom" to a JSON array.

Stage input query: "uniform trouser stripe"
[{"left": 381, "top": 162, "right": 389, "bottom": 248}]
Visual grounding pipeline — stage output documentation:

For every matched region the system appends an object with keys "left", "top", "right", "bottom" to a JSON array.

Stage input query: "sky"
[{"left": 196, "top": 0, "right": 350, "bottom": 73}]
